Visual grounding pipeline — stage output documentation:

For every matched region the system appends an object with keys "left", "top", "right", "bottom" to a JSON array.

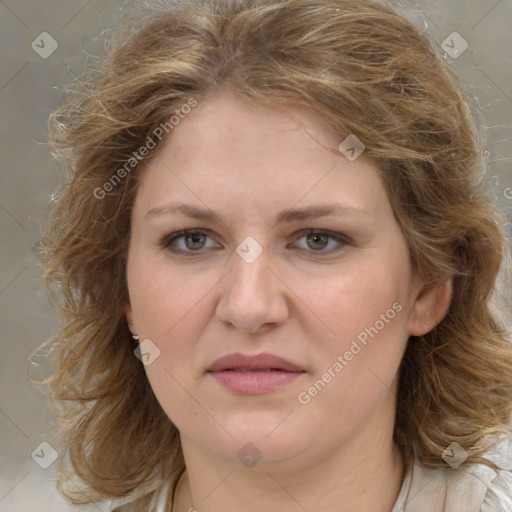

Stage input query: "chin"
[{"left": 198, "top": 414, "right": 316, "bottom": 467}]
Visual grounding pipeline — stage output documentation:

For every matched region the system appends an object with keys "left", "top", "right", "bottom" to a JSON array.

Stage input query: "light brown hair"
[{"left": 40, "top": 0, "right": 512, "bottom": 508}]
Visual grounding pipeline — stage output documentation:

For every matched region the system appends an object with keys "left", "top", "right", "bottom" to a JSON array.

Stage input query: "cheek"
[
  {"left": 127, "top": 262, "right": 214, "bottom": 427},
  {"left": 299, "top": 243, "right": 411, "bottom": 401},
  {"left": 305, "top": 250, "right": 411, "bottom": 354},
  {"left": 127, "top": 252, "right": 219, "bottom": 342},
  {"left": 126, "top": 254, "right": 219, "bottom": 408},
  {"left": 294, "top": 276, "right": 409, "bottom": 443}
]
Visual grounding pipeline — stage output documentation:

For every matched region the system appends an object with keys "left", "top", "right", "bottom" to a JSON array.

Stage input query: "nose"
[{"left": 215, "top": 243, "right": 290, "bottom": 334}]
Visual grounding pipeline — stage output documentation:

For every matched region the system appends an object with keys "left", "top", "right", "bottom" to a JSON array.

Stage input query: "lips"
[
  {"left": 207, "top": 353, "right": 305, "bottom": 395},
  {"left": 207, "top": 352, "right": 304, "bottom": 373}
]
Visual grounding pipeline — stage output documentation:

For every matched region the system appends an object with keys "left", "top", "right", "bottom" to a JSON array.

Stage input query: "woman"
[{"left": 40, "top": 0, "right": 512, "bottom": 510}]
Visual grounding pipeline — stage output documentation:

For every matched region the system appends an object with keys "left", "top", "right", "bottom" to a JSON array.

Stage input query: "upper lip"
[{"left": 207, "top": 352, "right": 305, "bottom": 372}]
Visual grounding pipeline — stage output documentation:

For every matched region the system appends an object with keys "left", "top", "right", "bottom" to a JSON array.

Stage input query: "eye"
[
  {"left": 160, "top": 228, "right": 350, "bottom": 256},
  {"left": 162, "top": 229, "right": 220, "bottom": 253},
  {"left": 292, "top": 229, "right": 350, "bottom": 254}
]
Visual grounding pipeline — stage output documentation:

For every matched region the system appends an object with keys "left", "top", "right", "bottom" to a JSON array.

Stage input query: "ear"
[
  {"left": 123, "top": 302, "right": 137, "bottom": 337},
  {"left": 408, "top": 277, "right": 453, "bottom": 336}
]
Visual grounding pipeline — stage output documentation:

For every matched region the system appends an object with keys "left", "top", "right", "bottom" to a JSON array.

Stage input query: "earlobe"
[
  {"left": 123, "top": 303, "right": 137, "bottom": 336},
  {"left": 408, "top": 278, "right": 453, "bottom": 337},
  {"left": 124, "top": 303, "right": 133, "bottom": 324}
]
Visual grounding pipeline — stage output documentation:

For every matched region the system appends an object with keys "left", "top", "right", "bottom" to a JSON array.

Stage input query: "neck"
[{"left": 171, "top": 412, "right": 405, "bottom": 512}]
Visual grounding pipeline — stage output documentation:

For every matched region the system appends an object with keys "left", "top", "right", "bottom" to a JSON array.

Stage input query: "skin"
[{"left": 124, "top": 89, "right": 452, "bottom": 512}]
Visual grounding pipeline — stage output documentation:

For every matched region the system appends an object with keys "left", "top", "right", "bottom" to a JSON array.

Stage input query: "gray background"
[{"left": 1, "top": 0, "right": 511, "bottom": 510}]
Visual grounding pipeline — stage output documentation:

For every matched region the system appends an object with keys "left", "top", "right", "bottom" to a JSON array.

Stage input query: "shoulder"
[
  {"left": 479, "top": 435, "right": 512, "bottom": 512},
  {"left": 393, "top": 435, "right": 512, "bottom": 512}
]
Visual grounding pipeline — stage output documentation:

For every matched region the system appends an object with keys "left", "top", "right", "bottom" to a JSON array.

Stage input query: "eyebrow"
[{"left": 144, "top": 202, "right": 372, "bottom": 224}]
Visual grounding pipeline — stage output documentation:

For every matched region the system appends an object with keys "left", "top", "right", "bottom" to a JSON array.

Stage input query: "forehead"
[
  {"left": 134, "top": 91, "right": 391, "bottom": 221},
  {"left": 167, "top": 91, "right": 342, "bottom": 155}
]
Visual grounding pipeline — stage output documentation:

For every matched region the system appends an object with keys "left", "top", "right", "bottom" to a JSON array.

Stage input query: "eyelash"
[{"left": 160, "top": 229, "right": 351, "bottom": 256}]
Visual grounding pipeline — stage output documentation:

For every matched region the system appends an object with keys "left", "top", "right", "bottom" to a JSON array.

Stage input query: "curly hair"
[{"left": 39, "top": 0, "right": 512, "bottom": 508}]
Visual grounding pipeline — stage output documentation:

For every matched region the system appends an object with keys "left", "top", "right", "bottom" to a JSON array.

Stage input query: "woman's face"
[{"left": 124, "top": 91, "right": 440, "bottom": 469}]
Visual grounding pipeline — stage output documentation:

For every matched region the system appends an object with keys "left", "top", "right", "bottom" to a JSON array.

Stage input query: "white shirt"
[{"left": 391, "top": 436, "right": 512, "bottom": 511}]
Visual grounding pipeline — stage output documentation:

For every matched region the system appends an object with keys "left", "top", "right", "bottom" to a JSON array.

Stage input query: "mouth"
[{"left": 207, "top": 352, "right": 306, "bottom": 395}]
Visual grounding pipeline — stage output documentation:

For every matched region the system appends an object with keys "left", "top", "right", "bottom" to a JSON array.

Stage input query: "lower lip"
[{"left": 208, "top": 370, "right": 304, "bottom": 395}]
